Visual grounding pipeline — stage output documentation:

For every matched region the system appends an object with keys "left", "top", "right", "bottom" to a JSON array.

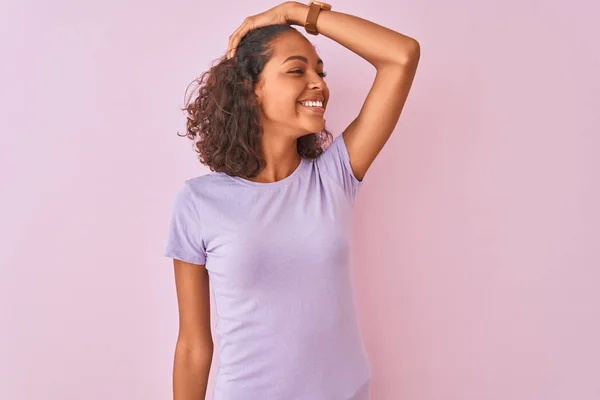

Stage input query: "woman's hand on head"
[{"left": 226, "top": 1, "right": 299, "bottom": 59}]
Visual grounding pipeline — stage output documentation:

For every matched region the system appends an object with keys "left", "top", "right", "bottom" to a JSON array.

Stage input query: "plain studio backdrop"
[{"left": 1, "top": 0, "right": 598, "bottom": 399}]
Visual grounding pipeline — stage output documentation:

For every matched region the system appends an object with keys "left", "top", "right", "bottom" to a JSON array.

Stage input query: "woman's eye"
[{"left": 290, "top": 70, "right": 328, "bottom": 78}]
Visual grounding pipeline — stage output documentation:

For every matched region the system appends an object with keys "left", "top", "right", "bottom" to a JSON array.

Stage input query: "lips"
[
  {"left": 298, "top": 102, "right": 325, "bottom": 113},
  {"left": 299, "top": 97, "right": 324, "bottom": 102}
]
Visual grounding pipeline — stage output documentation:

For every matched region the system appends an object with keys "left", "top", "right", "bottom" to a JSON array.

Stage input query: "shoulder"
[
  {"left": 315, "top": 133, "right": 364, "bottom": 205},
  {"left": 183, "top": 170, "right": 236, "bottom": 196}
]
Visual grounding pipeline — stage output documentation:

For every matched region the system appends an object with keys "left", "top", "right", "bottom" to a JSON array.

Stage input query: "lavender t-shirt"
[{"left": 163, "top": 133, "right": 371, "bottom": 400}]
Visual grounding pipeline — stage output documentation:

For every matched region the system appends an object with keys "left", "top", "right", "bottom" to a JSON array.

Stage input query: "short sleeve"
[
  {"left": 316, "top": 133, "right": 364, "bottom": 204},
  {"left": 163, "top": 182, "right": 207, "bottom": 265}
]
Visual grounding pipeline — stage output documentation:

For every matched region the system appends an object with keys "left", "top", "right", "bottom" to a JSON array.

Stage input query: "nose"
[{"left": 308, "top": 77, "right": 325, "bottom": 90}]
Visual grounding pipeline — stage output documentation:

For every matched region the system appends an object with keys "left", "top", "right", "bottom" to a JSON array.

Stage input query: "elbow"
[
  {"left": 398, "top": 40, "right": 420, "bottom": 66},
  {"left": 380, "top": 40, "right": 420, "bottom": 69},
  {"left": 175, "top": 337, "right": 214, "bottom": 358}
]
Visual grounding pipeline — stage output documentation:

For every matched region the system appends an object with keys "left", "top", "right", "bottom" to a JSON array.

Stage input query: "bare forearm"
[
  {"left": 285, "top": 1, "right": 419, "bottom": 68},
  {"left": 173, "top": 345, "right": 213, "bottom": 400}
]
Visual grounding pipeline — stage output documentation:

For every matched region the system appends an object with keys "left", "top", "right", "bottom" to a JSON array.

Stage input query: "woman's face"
[{"left": 254, "top": 31, "right": 330, "bottom": 138}]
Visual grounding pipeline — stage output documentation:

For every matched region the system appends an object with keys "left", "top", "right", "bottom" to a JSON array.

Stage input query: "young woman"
[{"left": 164, "top": 1, "right": 420, "bottom": 399}]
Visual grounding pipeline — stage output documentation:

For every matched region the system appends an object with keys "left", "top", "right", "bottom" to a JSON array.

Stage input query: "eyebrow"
[{"left": 281, "top": 55, "right": 323, "bottom": 66}]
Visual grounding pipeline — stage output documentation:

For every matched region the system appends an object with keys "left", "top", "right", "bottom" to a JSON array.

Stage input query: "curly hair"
[{"left": 177, "top": 24, "right": 332, "bottom": 179}]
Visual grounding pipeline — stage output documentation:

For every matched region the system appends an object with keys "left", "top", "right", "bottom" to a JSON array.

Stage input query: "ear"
[{"left": 253, "top": 85, "right": 262, "bottom": 106}]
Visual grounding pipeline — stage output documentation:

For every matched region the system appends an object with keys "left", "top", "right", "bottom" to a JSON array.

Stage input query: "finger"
[
  {"left": 228, "top": 28, "right": 246, "bottom": 59},
  {"left": 228, "top": 17, "right": 254, "bottom": 58},
  {"left": 227, "top": 18, "right": 250, "bottom": 58}
]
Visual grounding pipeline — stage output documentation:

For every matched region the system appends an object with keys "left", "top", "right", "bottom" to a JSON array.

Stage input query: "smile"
[{"left": 298, "top": 102, "right": 325, "bottom": 113}]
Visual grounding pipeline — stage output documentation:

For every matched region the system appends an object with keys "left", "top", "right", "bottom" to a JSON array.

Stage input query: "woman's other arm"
[{"left": 172, "top": 259, "right": 214, "bottom": 400}]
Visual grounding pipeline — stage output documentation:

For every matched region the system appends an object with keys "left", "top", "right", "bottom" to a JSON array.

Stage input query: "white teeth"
[{"left": 301, "top": 101, "right": 323, "bottom": 107}]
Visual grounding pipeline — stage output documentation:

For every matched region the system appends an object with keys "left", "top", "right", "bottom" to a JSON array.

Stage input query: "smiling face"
[{"left": 254, "top": 31, "right": 330, "bottom": 138}]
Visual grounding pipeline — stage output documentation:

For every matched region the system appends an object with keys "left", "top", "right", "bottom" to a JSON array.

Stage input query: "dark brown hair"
[{"left": 177, "top": 24, "right": 332, "bottom": 179}]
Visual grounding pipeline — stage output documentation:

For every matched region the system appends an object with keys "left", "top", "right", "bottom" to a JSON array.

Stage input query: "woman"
[{"left": 163, "top": 1, "right": 420, "bottom": 399}]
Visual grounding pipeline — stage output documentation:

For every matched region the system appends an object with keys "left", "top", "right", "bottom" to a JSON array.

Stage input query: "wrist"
[{"left": 283, "top": 1, "right": 309, "bottom": 26}]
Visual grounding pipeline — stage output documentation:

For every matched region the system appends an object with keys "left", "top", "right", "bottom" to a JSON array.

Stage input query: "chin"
[{"left": 302, "top": 122, "right": 325, "bottom": 134}]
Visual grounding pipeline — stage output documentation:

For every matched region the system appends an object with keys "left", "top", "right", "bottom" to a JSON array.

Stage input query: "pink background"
[{"left": 2, "top": 0, "right": 599, "bottom": 399}]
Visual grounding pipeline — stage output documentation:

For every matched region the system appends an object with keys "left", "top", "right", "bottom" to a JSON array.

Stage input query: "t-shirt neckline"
[{"left": 228, "top": 157, "right": 308, "bottom": 188}]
